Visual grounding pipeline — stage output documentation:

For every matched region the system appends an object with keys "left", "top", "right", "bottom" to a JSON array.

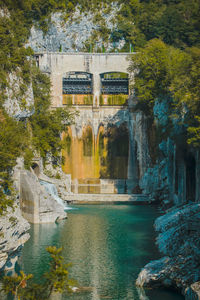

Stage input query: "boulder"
[
  {"left": 20, "top": 170, "right": 67, "bottom": 223},
  {"left": 136, "top": 203, "right": 200, "bottom": 296}
]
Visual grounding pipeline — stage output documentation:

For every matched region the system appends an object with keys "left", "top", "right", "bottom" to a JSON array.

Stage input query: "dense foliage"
[
  {"left": 29, "top": 67, "right": 75, "bottom": 166},
  {"left": 117, "top": 0, "right": 200, "bottom": 51},
  {"left": 72, "top": 0, "right": 200, "bottom": 52},
  {"left": 0, "top": 113, "right": 29, "bottom": 215},
  {"left": 1, "top": 246, "right": 76, "bottom": 299},
  {"left": 0, "top": 1, "right": 76, "bottom": 215},
  {"left": 129, "top": 39, "right": 200, "bottom": 145},
  {"left": 0, "top": 0, "right": 199, "bottom": 214}
]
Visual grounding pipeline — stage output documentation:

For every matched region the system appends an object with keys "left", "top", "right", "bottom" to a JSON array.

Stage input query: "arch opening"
[
  {"left": 31, "top": 163, "right": 40, "bottom": 176},
  {"left": 82, "top": 126, "right": 93, "bottom": 157},
  {"left": 100, "top": 123, "right": 129, "bottom": 179},
  {"left": 63, "top": 71, "right": 93, "bottom": 105},
  {"left": 100, "top": 72, "right": 129, "bottom": 106},
  {"left": 62, "top": 122, "right": 130, "bottom": 194}
]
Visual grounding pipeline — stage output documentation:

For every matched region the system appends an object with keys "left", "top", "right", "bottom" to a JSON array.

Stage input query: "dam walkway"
[{"left": 64, "top": 193, "right": 150, "bottom": 205}]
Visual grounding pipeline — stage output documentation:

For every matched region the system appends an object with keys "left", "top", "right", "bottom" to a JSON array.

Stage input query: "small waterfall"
[{"left": 40, "top": 180, "right": 70, "bottom": 210}]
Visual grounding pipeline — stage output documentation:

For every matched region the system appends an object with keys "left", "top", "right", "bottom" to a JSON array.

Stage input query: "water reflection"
[
  {"left": 137, "top": 287, "right": 150, "bottom": 300},
  {"left": 19, "top": 205, "right": 184, "bottom": 300}
]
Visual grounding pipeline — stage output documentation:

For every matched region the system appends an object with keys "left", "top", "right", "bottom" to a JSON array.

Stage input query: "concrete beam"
[{"left": 37, "top": 52, "right": 134, "bottom": 107}]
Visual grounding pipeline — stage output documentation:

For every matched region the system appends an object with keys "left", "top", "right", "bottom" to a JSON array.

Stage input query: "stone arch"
[
  {"left": 82, "top": 125, "right": 94, "bottom": 157},
  {"left": 31, "top": 163, "right": 40, "bottom": 176},
  {"left": 97, "top": 125, "right": 106, "bottom": 157},
  {"left": 99, "top": 122, "right": 129, "bottom": 179}
]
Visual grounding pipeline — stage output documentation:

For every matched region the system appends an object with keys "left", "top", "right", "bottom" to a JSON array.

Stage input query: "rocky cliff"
[
  {"left": 136, "top": 203, "right": 200, "bottom": 298},
  {"left": 20, "top": 169, "right": 67, "bottom": 224},
  {"left": 133, "top": 97, "right": 200, "bottom": 298},
  {"left": 0, "top": 157, "right": 69, "bottom": 272},
  {"left": 0, "top": 205, "right": 30, "bottom": 271},
  {"left": 27, "top": 5, "right": 124, "bottom": 53},
  {"left": 3, "top": 71, "right": 34, "bottom": 120}
]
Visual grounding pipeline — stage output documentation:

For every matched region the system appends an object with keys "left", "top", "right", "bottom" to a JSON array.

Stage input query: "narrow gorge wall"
[{"left": 138, "top": 99, "right": 200, "bottom": 206}]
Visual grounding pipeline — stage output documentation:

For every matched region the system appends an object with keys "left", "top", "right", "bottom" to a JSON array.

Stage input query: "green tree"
[
  {"left": 29, "top": 67, "right": 76, "bottom": 165},
  {"left": 129, "top": 39, "right": 200, "bottom": 147},
  {"left": 1, "top": 246, "right": 76, "bottom": 300},
  {"left": 0, "top": 113, "right": 28, "bottom": 215}
]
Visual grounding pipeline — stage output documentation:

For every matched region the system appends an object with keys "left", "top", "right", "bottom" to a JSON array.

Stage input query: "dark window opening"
[
  {"left": 63, "top": 72, "right": 93, "bottom": 94},
  {"left": 100, "top": 72, "right": 129, "bottom": 95}
]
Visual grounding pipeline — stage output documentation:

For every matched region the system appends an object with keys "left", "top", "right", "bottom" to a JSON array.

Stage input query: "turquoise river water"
[{"left": 18, "top": 205, "right": 184, "bottom": 300}]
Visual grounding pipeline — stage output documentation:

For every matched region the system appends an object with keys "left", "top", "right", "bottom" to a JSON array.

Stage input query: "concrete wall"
[
  {"left": 71, "top": 179, "right": 135, "bottom": 194},
  {"left": 20, "top": 171, "right": 40, "bottom": 223},
  {"left": 20, "top": 170, "right": 66, "bottom": 223},
  {"left": 62, "top": 105, "right": 150, "bottom": 186},
  {"left": 64, "top": 193, "right": 149, "bottom": 204},
  {"left": 69, "top": 105, "right": 129, "bottom": 138},
  {"left": 36, "top": 52, "right": 133, "bottom": 107}
]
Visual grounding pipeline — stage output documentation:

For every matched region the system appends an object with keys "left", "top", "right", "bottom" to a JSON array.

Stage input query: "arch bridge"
[{"left": 35, "top": 52, "right": 133, "bottom": 107}]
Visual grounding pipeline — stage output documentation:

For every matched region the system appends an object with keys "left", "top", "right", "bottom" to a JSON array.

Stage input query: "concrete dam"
[{"left": 36, "top": 52, "right": 150, "bottom": 202}]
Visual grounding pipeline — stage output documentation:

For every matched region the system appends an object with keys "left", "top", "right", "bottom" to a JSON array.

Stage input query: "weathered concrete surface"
[
  {"left": 20, "top": 170, "right": 66, "bottom": 223},
  {"left": 71, "top": 178, "right": 134, "bottom": 194},
  {"left": 36, "top": 52, "right": 132, "bottom": 107},
  {"left": 68, "top": 105, "right": 129, "bottom": 138},
  {"left": 0, "top": 205, "right": 30, "bottom": 271},
  {"left": 63, "top": 106, "right": 150, "bottom": 189},
  {"left": 64, "top": 193, "right": 149, "bottom": 204}
]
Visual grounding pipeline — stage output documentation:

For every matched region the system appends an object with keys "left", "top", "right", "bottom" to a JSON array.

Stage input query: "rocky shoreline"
[
  {"left": 0, "top": 205, "right": 30, "bottom": 271},
  {"left": 0, "top": 158, "right": 70, "bottom": 272},
  {"left": 136, "top": 203, "right": 200, "bottom": 299}
]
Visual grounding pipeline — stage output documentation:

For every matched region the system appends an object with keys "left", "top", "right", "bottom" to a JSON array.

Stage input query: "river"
[{"left": 18, "top": 205, "right": 184, "bottom": 300}]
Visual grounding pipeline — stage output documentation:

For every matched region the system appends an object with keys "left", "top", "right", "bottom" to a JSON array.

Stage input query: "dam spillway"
[
  {"left": 35, "top": 52, "right": 132, "bottom": 107},
  {"left": 36, "top": 52, "right": 151, "bottom": 197}
]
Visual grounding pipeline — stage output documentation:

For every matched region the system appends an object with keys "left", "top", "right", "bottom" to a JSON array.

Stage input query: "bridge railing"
[{"left": 34, "top": 52, "right": 135, "bottom": 56}]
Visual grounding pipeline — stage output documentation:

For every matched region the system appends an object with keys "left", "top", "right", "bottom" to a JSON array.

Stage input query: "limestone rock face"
[
  {"left": 27, "top": 5, "right": 123, "bottom": 53},
  {"left": 136, "top": 203, "right": 200, "bottom": 296},
  {"left": 185, "top": 282, "right": 200, "bottom": 300},
  {"left": 20, "top": 170, "right": 67, "bottom": 224},
  {"left": 139, "top": 138, "right": 175, "bottom": 205},
  {"left": 0, "top": 205, "right": 30, "bottom": 271},
  {"left": 43, "top": 163, "right": 72, "bottom": 195},
  {"left": 3, "top": 71, "right": 34, "bottom": 119},
  {"left": 138, "top": 98, "right": 182, "bottom": 206}
]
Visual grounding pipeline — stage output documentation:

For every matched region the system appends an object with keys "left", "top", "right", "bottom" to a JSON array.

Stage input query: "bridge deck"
[{"left": 64, "top": 194, "right": 149, "bottom": 205}]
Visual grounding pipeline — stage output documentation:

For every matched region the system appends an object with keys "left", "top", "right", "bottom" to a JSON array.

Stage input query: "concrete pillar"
[
  {"left": 72, "top": 95, "right": 75, "bottom": 105},
  {"left": 50, "top": 73, "right": 63, "bottom": 107},
  {"left": 127, "top": 119, "right": 136, "bottom": 180},
  {"left": 93, "top": 73, "right": 101, "bottom": 107},
  {"left": 74, "top": 179, "right": 78, "bottom": 194}
]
